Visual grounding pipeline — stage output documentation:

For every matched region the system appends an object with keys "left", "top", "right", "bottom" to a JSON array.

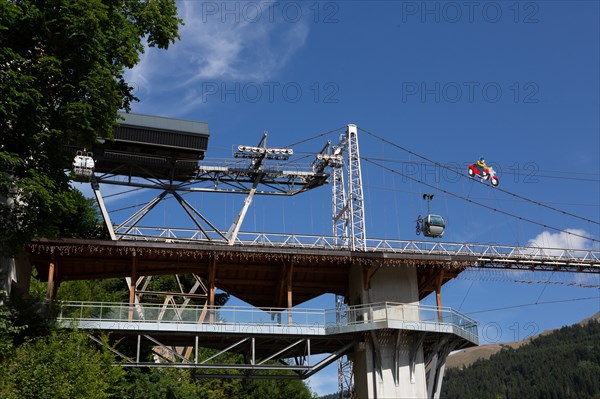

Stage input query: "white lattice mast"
[
  {"left": 346, "top": 124, "right": 366, "bottom": 251},
  {"left": 332, "top": 150, "right": 348, "bottom": 248},
  {"left": 332, "top": 124, "right": 366, "bottom": 250},
  {"left": 332, "top": 124, "right": 366, "bottom": 398}
]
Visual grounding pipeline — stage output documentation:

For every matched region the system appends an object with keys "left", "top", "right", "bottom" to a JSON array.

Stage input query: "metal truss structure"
[
  {"left": 332, "top": 146, "right": 348, "bottom": 249},
  {"left": 122, "top": 272, "right": 210, "bottom": 364},
  {"left": 101, "top": 334, "right": 356, "bottom": 380},
  {"left": 57, "top": 300, "right": 478, "bottom": 380},
  {"left": 83, "top": 127, "right": 355, "bottom": 383},
  {"left": 344, "top": 125, "right": 367, "bottom": 252},
  {"left": 330, "top": 124, "right": 367, "bottom": 398},
  {"left": 331, "top": 124, "right": 366, "bottom": 252},
  {"left": 92, "top": 131, "right": 332, "bottom": 245},
  {"left": 107, "top": 229, "right": 600, "bottom": 273},
  {"left": 336, "top": 295, "right": 354, "bottom": 398}
]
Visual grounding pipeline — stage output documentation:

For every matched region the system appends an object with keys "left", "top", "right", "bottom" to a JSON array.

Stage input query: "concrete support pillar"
[
  {"left": 1, "top": 255, "right": 32, "bottom": 301},
  {"left": 349, "top": 263, "right": 428, "bottom": 399},
  {"left": 353, "top": 330, "right": 427, "bottom": 399},
  {"left": 0, "top": 258, "right": 14, "bottom": 298}
]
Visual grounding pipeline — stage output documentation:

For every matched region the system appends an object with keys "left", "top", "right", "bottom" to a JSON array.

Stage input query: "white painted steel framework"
[
  {"left": 331, "top": 124, "right": 368, "bottom": 397},
  {"left": 332, "top": 124, "right": 367, "bottom": 252},
  {"left": 57, "top": 301, "right": 478, "bottom": 377},
  {"left": 332, "top": 157, "right": 348, "bottom": 248},
  {"left": 91, "top": 131, "right": 331, "bottom": 246},
  {"left": 109, "top": 229, "right": 600, "bottom": 273},
  {"left": 58, "top": 301, "right": 478, "bottom": 342},
  {"left": 345, "top": 125, "right": 367, "bottom": 252}
]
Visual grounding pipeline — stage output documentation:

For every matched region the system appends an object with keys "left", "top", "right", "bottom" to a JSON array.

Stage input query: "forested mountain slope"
[{"left": 442, "top": 315, "right": 600, "bottom": 399}]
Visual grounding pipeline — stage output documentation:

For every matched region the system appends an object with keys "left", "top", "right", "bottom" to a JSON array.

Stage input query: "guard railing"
[{"left": 55, "top": 301, "right": 479, "bottom": 344}]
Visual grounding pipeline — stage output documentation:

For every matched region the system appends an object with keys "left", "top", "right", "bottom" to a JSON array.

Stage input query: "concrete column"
[
  {"left": 0, "top": 255, "right": 32, "bottom": 301},
  {"left": 0, "top": 258, "right": 15, "bottom": 298},
  {"left": 349, "top": 263, "right": 428, "bottom": 399}
]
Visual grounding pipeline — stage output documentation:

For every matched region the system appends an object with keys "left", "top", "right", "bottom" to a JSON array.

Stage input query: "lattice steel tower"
[{"left": 332, "top": 124, "right": 366, "bottom": 398}]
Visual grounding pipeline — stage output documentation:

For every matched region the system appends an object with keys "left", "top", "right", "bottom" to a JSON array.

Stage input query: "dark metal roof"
[
  {"left": 111, "top": 112, "right": 209, "bottom": 150},
  {"left": 116, "top": 112, "right": 209, "bottom": 137},
  {"left": 92, "top": 112, "right": 210, "bottom": 181}
]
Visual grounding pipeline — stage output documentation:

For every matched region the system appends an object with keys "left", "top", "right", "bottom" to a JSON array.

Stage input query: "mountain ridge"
[{"left": 446, "top": 310, "right": 600, "bottom": 369}]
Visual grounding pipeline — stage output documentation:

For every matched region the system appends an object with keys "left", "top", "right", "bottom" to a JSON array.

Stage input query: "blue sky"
[{"left": 80, "top": 1, "right": 600, "bottom": 395}]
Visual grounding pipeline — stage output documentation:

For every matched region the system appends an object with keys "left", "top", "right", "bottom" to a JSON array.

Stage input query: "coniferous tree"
[{"left": 443, "top": 320, "right": 600, "bottom": 399}]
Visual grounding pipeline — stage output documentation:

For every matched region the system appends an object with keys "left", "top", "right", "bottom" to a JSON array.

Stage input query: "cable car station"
[{"left": 18, "top": 115, "right": 600, "bottom": 399}]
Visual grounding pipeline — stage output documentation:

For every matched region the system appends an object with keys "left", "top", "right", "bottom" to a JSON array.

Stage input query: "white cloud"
[
  {"left": 124, "top": 0, "right": 310, "bottom": 115},
  {"left": 469, "top": 229, "right": 600, "bottom": 282},
  {"left": 527, "top": 229, "right": 597, "bottom": 253},
  {"left": 523, "top": 230, "right": 600, "bottom": 282}
]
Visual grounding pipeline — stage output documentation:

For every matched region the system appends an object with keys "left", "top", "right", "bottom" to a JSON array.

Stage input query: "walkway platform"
[{"left": 56, "top": 301, "right": 478, "bottom": 377}]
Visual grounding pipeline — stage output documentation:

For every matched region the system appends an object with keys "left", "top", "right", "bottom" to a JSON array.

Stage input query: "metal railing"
[
  {"left": 57, "top": 302, "right": 324, "bottom": 327},
  {"left": 114, "top": 228, "right": 600, "bottom": 271},
  {"left": 56, "top": 301, "right": 479, "bottom": 344},
  {"left": 326, "top": 302, "right": 479, "bottom": 343}
]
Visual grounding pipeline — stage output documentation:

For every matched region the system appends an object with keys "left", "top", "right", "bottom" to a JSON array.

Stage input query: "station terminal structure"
[{"left": 11, "top": 113, "right": 600, "bottom": 398}]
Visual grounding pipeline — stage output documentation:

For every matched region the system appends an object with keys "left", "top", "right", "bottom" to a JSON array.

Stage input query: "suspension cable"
[
  {"left": 457, "top": 269, "right": 600, "bottom": 289},
  {"left": 283, "top": 126, "right": 346, "bottom": 148},
  {"left": 364, "top": 182, "right": 598, "bottom": 208},
  {"left": 363, "top": 157, "right": 600, "bottom": 244},
  {"left": 359, "top": 127, "right": 600, "bottom": 225},
  {"left": 103, "top": 187, "right": 145, "bottom": 199},
  {"left": 364, "top": 156, "right": 600, "bottom": 183},
  {"left": 464, "top": 296, "right": 600, "bottom": 315}
]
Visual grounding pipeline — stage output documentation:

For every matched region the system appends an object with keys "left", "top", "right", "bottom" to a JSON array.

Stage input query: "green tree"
[
  {"left": 29, "top": 277, "right": 129, "bottom": 303},
  {"left": 1, "top": 290, "right": 55, "bottom": 346},
  {"left": 122, "top": 368, "right": 202, "bottom": 399},
  {"left": 443, "top": 320, "right": 600, "bottom": 399},
  {"left": 56, "top": 190, "right": 109, "bottom": 239},
  {"left": 239, "top": 376, "right": 318, "bottom": 399},
  {"left": 0, "top": 292, "right": 25, "bottom": 358},
  {"left": 0, "top": 0, "right": 181, "bottom": 256},
  {"left": 0, "top": 330, "right": 125, "bottom": 399}
]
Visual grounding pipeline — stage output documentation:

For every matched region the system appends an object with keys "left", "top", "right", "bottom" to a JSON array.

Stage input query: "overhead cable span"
[
  {"left": 359, "top": 127, "right": 600, "bottom": 226},
  {"left": 284, "top": 126, "right": 346, "bottom": 148},
  {"left": 362, "top": 157, "right": 600, "bottom": 244},
  {"left": 464, "top": 296, "right": 600, "bottom": 315}
]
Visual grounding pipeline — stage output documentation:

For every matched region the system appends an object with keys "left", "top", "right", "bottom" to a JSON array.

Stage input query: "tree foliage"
[
  {"left": 121, "top": 368, "right": 202, "bottom": 399},
  {"left": 0, "top": 331, "right": 125, "bottom": 399},
  {"left": 1, "top": 292, "right": 54, "bottom": 345},
  {"left": 443, "top": 320, "right": 600, "bottom": 399},
  {"left": 56, "top": 190, "right": 109, "bottom": 239},
  {"left": 0, "top": 0, "right": 181, "bottom": 255},
  {"left": 0, "top": 291, "right": 25, "bottom": 358},
  {"left": 0, "top": 324, "right": 317, "bottom": 399},
  {"left": 13, "top": 274, "right": 314, "bottom": 398}
]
